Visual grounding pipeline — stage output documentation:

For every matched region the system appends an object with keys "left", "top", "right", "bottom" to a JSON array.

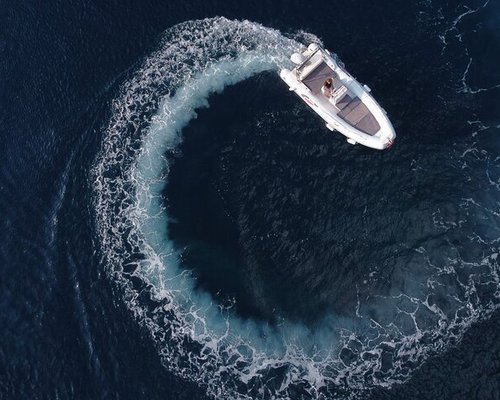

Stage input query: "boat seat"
[
  {"left": 337, "top": 96, "right": 381, "bottom": 135},
  {"left": 335, "top": 92, "right": 353, "bottom": 110},
  {"left": 299, "top": 56, "right": 325, "bottom": 80}
]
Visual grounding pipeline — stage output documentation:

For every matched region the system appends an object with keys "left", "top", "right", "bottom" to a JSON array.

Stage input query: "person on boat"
[{"left": 321, "top": 78, "right": 333, "bottom": 98}]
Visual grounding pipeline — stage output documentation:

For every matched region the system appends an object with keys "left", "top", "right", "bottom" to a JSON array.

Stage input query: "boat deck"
[{"left": 301, "top": 61, "right": 380, "bottom": 135}]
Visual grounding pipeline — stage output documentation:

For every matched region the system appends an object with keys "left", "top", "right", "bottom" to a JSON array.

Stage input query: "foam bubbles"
[{"left": 93, "top": 17, "right": 500, "bottom": 399}]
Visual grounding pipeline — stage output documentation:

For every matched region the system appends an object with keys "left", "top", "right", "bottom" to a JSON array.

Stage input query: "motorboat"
[{"left": 280, "top": 43, "right": 396, "bottom": 150}]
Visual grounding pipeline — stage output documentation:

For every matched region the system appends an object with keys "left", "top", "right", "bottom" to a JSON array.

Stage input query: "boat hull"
[{"left": 280, "top": 45, "right": 396, "bottom": 150}]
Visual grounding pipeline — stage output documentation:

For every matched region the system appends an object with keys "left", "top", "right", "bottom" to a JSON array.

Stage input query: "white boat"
[{"left": 280, "top": 44, "right": 396, "bottom": 150}]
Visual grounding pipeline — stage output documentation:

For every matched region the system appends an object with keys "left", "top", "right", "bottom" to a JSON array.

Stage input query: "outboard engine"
[
  {"left": 308, "top": 43, "right": 320, "bottom": 52},
  {"left": 290, "top": 53, "right": 306, "bottom": 65}
]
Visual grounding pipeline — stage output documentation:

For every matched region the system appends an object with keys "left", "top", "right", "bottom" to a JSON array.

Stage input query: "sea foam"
[{"left": 93, "top": 17, "right": 500, "bottom": 399}]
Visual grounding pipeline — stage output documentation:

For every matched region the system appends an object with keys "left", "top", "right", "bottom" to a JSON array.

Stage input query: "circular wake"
[{"left": 93, "top": 17, "right": 500, "bottom": 399}]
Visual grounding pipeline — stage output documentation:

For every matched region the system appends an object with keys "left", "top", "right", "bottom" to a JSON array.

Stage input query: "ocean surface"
[{"left": 1, "top": 1, "right": 499, "bottom": 399}]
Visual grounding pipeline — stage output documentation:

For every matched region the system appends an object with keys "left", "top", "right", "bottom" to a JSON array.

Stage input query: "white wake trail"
[{"left": 93, "top": 17, "right": 500, "bottom": 400}]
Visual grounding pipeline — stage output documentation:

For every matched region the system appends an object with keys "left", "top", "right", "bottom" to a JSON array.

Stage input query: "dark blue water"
[{"left": 1, "top": 1, "right": 499, "bottom": 399}]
